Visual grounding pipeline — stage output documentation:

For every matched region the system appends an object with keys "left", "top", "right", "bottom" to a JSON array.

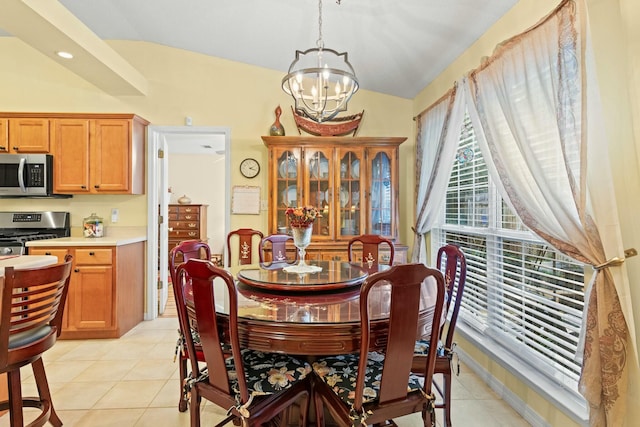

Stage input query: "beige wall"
[
  {"left": 412, "top": 0, "right": 640, "bottom": 425},
  {"left": 168, "top": 153, "right": 226, "bottom": 254},
  {"left": 0, "top": 39, "right": 412, "bottom": 238},
  {"left": 3, "top": 0, "right": 637, "bottom": 423}
]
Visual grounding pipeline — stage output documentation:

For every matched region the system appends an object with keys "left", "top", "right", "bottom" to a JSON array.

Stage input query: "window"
[{"left": 433, "top": 115, "right": 585, "bottom": 392}]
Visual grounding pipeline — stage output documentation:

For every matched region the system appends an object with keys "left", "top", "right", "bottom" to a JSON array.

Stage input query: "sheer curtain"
[
  {"left": 461, "top": 0, "right": 636, "bottom": 425},
  {"left": 411, "top": 85, "right": 465, "bottom": 263}
]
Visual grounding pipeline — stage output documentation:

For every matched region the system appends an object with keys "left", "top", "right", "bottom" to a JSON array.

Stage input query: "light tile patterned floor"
[{"left": 0, "top": 317, "right": 531, "bottom": 426}]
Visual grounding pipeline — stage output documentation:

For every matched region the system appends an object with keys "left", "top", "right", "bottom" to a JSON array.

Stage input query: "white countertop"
[
  {"left": 26, "top": 227, "right": 147, "bottom": 248},
  {"left": 0, "top": 255, "right": 58, "bottom": 277}
]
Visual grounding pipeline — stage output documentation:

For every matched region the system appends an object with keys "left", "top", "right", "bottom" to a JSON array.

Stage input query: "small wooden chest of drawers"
[{"left": 168, "top": 204, "right": 208, "bottom": 253}]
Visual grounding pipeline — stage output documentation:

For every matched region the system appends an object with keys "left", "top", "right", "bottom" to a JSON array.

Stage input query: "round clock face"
[{"left": 240, "top": 158, "right": 260, "bottom": 178}]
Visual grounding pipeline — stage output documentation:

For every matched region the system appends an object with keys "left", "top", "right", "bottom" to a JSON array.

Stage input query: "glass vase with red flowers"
[{"left": 284, "top": 206, "right": 322, "bottom": 273}]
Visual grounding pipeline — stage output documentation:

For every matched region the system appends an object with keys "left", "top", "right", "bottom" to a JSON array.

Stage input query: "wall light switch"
[{"left": 111, "top": 208, "right": 119, "bottom": 223}]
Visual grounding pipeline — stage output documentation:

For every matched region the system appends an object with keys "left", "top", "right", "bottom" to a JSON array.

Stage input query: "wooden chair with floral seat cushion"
[
  {"left": 0, "top": 254, "right": 73, "bottom": 427},
  {"left": 347, "top": 234, "right": 395, "bottom": 267},
  {"left": 411, "top": 244, "right": 467, "bottom": 427},
  {"left": 226, "top": 228, "right": 264, "bottom": 267},
  {"left": 177, "top": 258, "right": 311, "bottom": 427},
  {"left": 258, "top": 234, "right": 298, "bottom": 265},
  {"left": 169, "top": 240, "right": 212, "bottom": 412},
  {"left": 312, "top": 263, "right": 446, "bottom": 427}
]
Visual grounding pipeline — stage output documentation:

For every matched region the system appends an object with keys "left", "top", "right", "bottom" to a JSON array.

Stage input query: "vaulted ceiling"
[{"left": 0, "top": 0, "right": 519, "bottom": 98}]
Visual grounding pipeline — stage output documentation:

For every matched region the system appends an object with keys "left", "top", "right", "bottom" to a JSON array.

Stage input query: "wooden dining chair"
[
  {"left": 226, "top": 228, "right": 264, "bottom": 267},
  {"left": 169, "top": 240, "right": 211, "bottom": 412},
  {"left": 312, "top": 263, "right": 445, "bottom": 427},
  {"left": 347, "top": 234, "right": 395, "bottom": 267},
  {"left": 259, "top": 233, "right": 298, "bottom": 265},
  {"left": 412, "top": 244, "right": 467, "bottom": 427},
  {"left": 0, "top": 255, "right": 73, "bottom": 427},
  {"left": 177, "top": 258, "right": 311, "bottom": 427}
]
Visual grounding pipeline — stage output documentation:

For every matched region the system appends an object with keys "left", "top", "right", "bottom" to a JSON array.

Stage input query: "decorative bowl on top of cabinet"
[{"left": 262, "top": 136, "right": 408, "bottom": 264}]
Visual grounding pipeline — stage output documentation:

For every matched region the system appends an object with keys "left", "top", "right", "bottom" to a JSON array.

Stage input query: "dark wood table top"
[{"left": 215, "top": 261, "right": 440, "bottom": 356}]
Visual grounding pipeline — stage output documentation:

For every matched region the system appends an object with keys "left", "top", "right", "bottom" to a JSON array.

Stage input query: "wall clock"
[{"left": 240, "top": 158, "right": 260, "bottom": 178}]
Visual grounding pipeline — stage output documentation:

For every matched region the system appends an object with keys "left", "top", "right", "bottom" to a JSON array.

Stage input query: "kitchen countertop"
[
  {"left": 26, "top": 227, "right": 147, "bottom": 248},
  {"left": 0, "top": 255, "right": 58, "bottom": 277}
]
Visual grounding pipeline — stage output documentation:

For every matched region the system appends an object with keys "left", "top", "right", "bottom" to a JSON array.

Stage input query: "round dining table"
[{"left": 215, "top": 260, "right": 441, "bottom": 356}]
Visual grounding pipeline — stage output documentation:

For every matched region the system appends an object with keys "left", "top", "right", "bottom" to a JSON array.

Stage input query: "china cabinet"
[{"left": 262, "top": 136, "right": 408, "bottom": 263}]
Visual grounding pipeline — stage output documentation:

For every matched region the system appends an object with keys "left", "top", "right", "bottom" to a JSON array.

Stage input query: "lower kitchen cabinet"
[{"left": 29, "top": 241, "right": 144, "bottom": 339}]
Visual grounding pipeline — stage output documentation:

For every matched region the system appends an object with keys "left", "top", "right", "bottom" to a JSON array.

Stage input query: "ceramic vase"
[{"left": 269, "top": 105, "right": 285, "bottom": 136}]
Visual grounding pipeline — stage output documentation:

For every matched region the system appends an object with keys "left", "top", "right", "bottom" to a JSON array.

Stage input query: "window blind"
[{"left": 434, "top": 115, "right": 585, "bottom": 392}]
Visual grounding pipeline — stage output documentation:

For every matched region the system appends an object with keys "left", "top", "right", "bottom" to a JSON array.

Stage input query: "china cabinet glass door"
[
  {"left": 304, "top": 147, "right": 333, "bottom": 239},
  {"left": 369, "top": 148, "right": 396, "bottom": 238},
  {"left": 274, "top": 148, "right": 300, "bottom": 232},
  {"left": 337, "top": 148, "right": 364, "bottom": 238}
]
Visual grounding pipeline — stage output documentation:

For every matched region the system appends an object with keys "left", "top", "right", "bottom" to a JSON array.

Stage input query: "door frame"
[{"left": 145, "top": 125, "right": 231, "bottom": 320}]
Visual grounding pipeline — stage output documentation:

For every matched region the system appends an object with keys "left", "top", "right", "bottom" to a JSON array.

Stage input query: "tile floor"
[{"left": 0, "top": 316, "right": 531, "bottom": 427}]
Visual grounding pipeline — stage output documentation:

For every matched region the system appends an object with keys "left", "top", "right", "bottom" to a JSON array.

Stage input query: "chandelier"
[{"left": 282, "top": 0, "right": 359, "bottom": 123}]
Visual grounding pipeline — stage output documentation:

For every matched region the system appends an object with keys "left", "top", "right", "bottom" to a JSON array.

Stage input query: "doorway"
[{"left": 146, "top": 126, "right": 231, "bottom": 320}]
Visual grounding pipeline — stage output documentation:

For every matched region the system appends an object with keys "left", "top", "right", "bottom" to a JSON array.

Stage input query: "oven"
[{"left": 0, "top": 211, "right": 71, "bottom": 255}]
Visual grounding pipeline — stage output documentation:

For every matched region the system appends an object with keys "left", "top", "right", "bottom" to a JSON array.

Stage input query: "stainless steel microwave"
[{"left": 0, "top": 153, "right": 55, "bottom": 197}]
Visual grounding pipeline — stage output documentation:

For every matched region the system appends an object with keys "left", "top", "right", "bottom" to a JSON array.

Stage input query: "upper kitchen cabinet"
[
  {"left": 263, "top": 136, "right": 407, "bottom": 262},
  {"left": 52, "top": 113, "right": 149, "bottom": 194},
  {"left": 0, "top": 116, "right": 50, "bottom": 153}
]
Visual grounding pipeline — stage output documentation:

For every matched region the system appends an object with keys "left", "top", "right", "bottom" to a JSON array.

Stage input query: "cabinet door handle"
[
  {"left": 0, "top": 146, "right": 6, "bottom": 150},
  {"left": 74, "top": 268, "right": 80, "bottom": 273},
  {"left": 94, "top": 185, "right": 100, "bottom": 189},
  {"left": 89, "top": 251, "right": 95, "bottom": 256},
  {"left": 13, "top": 147, "right": 19, "bottom": 151},
  {"left": 81, "top": 185, "right": 87, "bottom": 189},
  {"left": 45, "top": 252, "right": 51, "bottom": 255}
]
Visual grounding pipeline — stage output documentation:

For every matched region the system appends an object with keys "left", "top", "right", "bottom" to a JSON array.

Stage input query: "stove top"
[{"left": 0, "top": 211, "right": 71, "bottom": 255}]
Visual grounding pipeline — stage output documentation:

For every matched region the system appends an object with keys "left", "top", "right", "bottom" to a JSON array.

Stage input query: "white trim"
[
  {"left": 457, "top": 323, "right": 588, "bottom": 427},
  {"left": 145, "top": 126, "right": 231, "bottom": 320}
]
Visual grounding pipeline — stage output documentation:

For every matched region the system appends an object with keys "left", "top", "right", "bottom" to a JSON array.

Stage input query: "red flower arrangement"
[{"left": 285, "top": 206, "right": 321, "bottom": 228}]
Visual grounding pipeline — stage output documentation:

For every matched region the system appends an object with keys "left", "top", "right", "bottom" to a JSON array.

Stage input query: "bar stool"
[{"left": 0, "top": 255, "right": 73, "bottom": 427}]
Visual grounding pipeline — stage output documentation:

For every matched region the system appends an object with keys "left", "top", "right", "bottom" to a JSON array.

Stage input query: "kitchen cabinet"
[
  {"left": 262, "top": 136, "right": 408, "bottom": 263},
  {"left": 29, "top": 241, "right": 144, "bottom": 339},
  {"left": 168, "top": 204, "right": 208, "bottom": 261},
  {"left": 0, "top": 117, "right": 50, "bottom": 153},
  {"left": 52, "top": 114, "right": 148, "bottom": 194}
]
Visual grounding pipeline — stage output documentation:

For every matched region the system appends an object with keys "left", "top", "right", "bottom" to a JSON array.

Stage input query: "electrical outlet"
[{"left": 111, "top": 208, "right": 119, "bottom": 223}]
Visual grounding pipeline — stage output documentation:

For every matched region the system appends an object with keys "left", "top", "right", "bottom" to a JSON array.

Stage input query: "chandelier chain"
[{"left": 316, "top": 0, "right": 324, "bottom": 50}]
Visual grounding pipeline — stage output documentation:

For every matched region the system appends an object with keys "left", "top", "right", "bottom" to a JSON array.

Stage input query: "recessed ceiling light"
[{"left": 56, "top": 51, "right": 73, "bottom": 59}]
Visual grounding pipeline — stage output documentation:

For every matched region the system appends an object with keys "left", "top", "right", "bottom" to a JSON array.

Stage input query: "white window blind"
[{"left": 434, "top": 115, "right": 585, "bottom": 391}]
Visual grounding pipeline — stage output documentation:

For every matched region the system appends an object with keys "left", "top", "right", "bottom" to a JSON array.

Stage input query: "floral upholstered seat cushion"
[
  {"left": 312, "top": 352, "right": 423, "bottom": 406},
  {"left": 224, "top": 349, "right": 311, "bottom": 396},
  {"left": 413, "top": 339, "right": 446, "bottom": 357},
  {"left": 185, "top": 349, "right": 310, "bottom": 403}
]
